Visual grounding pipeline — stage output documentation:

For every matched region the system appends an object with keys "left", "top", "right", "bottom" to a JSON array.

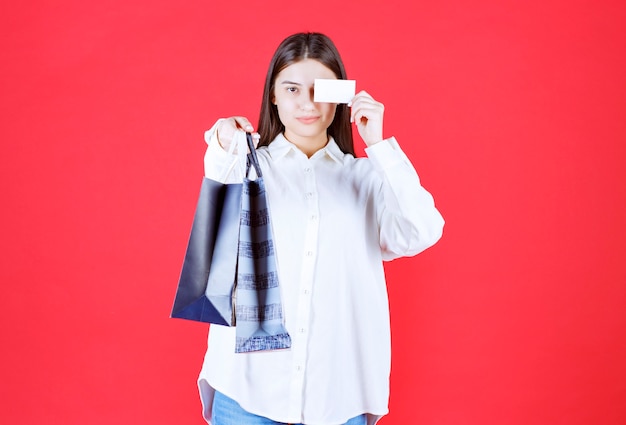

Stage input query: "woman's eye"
[{"left": 287, "top": 87, "right": 298, "bottom": 93}]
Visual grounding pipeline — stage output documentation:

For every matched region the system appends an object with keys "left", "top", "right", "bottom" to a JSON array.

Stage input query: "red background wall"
[{"left": 1, "top": 1, "right": 625, "bottom": 424}]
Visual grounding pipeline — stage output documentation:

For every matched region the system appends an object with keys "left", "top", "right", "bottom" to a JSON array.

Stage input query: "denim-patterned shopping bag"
[{"left": 234, "top": 134, "right": 291, "bottom": 353}]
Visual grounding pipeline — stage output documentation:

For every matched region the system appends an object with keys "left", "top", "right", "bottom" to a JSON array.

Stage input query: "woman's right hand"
[{"left": 215, "top": 117, "right": 259, "bottom": 152}]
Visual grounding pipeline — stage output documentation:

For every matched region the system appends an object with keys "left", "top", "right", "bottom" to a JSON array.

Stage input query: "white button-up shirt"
[{"left": 198, "top": 128, "right": 444, "bottom": 425}]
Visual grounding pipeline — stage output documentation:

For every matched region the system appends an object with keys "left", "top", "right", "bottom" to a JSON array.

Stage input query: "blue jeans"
[{"left": 212, "top": 391, "right": 367, "bottom": 425}]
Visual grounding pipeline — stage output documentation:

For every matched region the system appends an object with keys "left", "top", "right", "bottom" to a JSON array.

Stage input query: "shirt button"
[
  {"left": 306, "top": 251, "right": 313, "bottom": 257},
  {"left": 304, "top": 167, "right": 311, "bottom": 172},
  {"left": 303, "top": 289, "right": 310, "bottom": 295},
  {"left": 306, "top": 192, "right": 314, "bottom": 198},
  {"left": 296, "top": 366, "right": 303, "bottom": 371},
  {"left": 299, "top": 328, "right": 306, "bottom": 333},
  {"left": 310, "top": 215, "right": 317, "bottom": 221}
]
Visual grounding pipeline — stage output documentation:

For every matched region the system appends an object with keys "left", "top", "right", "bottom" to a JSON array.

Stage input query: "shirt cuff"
[{"left": 364, "top": 137, "right": 410, "bottom": 171}]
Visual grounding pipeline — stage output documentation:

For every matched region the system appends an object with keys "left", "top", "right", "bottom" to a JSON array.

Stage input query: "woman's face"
[{"left": 273, "top": 59, "right": 337, "bottom": 156}]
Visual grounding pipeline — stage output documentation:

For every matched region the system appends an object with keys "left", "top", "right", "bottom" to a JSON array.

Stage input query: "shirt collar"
[{"left": 267, "top": 133, "right": 345, "bottom": 163}]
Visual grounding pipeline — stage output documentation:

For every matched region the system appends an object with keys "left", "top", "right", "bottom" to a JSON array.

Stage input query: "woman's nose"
[{"left": 300, "top": 87, "right": 315, "bottom": 110}]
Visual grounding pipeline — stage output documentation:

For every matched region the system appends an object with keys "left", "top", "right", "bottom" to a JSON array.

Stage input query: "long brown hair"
[{"left": 257, "top": 33, "right": 355, "bottom": 156}]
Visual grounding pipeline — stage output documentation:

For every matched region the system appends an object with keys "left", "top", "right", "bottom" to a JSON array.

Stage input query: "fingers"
[
  {"left": 216, "top": 116, "right": 256, "bottom": 151},
  {"left": 231, "top": 116, "right": 255, "bottom": 133},
  {"left": 218, "top": 117, "right": 255, "bottom": 136},
  {"left": 348, "top": 91, "right": 384, "bottom": 124},
  {"left": 348, "top": 91, "right": 384, "bottom": 146}
]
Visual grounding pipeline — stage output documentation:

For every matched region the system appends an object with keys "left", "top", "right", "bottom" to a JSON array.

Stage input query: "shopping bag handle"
[{"left": 245, "top": 132, "right": 262, "bottom": 178}]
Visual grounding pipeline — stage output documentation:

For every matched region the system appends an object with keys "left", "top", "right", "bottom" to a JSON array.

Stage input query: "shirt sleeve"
[
  {"left": 203, "top": 120, "right": 247, "bottom": 184},
  {"left": 365, "top": 137, "right": 445, "bottom": 260}
]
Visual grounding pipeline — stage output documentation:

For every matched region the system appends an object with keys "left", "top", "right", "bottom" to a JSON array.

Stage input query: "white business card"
[{"left": 314, "top": 79, "right": 356, "bottom": 104}]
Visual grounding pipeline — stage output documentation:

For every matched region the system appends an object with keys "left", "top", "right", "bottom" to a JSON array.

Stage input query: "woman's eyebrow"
[{"left": 280, "top": 80, "right": 302, "bottom": 85}]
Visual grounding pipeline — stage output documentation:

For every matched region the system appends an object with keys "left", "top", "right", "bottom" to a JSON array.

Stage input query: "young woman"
[{"left": 197, "top": 32, "right": 444, "bottom": 425}]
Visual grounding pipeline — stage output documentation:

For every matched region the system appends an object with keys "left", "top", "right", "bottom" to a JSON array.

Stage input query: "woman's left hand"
[{"left": 349, "top": 90, "right": 384, "bottom": 146}]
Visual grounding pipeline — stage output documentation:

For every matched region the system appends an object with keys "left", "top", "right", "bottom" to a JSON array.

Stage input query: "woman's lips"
[{"left": 297, "top": 116, "right": 320, "bottom": 124}]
